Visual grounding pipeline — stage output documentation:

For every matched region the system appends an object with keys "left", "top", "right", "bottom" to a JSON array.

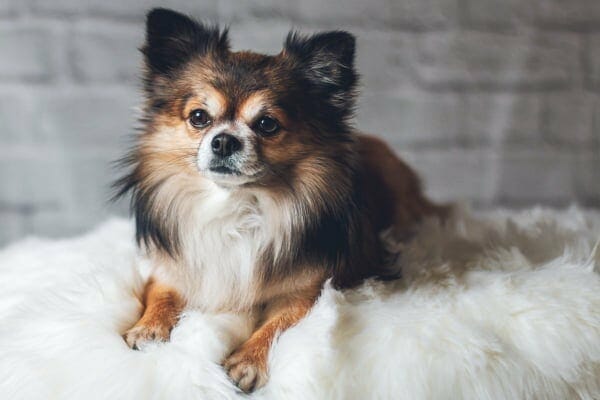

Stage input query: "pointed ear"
[
  {"left": 284, "top": 31, "right": 358, "bottom": 110},
  {"left": 142, "top": 8, "right": 229, "bottom": 76}
]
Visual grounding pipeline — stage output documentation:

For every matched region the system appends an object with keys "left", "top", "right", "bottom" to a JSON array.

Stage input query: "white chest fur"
[{"left": 152, "top": 185, "right": 284, "bottom": 312}]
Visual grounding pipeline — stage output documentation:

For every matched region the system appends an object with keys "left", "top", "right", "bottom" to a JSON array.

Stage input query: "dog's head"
[
  {"left": 135, "top": 8, "right": 358, "bottom": 189},
  {"left": 114, "top": 9, "right": 384, "bottom": 285}
]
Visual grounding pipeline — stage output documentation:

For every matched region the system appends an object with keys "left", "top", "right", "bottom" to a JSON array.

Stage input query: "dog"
[{"left": 115, "top": 8, "right": 446, "bottom": 393}]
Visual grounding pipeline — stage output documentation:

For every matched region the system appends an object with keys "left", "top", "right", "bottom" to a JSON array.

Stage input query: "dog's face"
[{"left": 137, "top": 8, "right": 358, "bottom": 190}]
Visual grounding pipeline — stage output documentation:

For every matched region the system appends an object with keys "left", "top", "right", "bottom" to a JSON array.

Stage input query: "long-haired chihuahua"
[{"left": 115, "top": 8, "right": 446, "bottom": 392}]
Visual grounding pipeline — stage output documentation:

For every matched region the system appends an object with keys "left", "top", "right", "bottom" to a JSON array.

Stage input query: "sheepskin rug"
[{"left": 1, "top": 206, "right": 600, "bottom": 400}]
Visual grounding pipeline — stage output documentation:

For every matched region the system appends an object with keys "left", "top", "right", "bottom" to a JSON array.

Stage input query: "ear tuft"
[
  {"left": 284, "top": 31, "right": 358, "bottom": 114},
  {"left": 143, "top": 8, "right": 229, "bottom": 76},
  {"left": 285, "top": 31, "right": 356, "bottom": 76}
]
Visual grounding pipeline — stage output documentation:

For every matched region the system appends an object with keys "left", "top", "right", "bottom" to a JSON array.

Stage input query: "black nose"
[{"left": 211, "top": 133, "right": 242, "bottom": 157}]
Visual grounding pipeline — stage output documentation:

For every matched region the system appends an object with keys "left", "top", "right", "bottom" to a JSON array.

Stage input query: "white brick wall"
[
  {"left": 412, "top": 32, "right": 581, "bottom": 89},
  {"left": 0, "top": 25, "right": 57, "bottom": 82},
  {"left": 0, "top": 0, "right": 599, "bottom": 245}
]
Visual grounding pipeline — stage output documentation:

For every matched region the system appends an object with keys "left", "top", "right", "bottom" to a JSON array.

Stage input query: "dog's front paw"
[
  {"left": 223, "top": 345, "right": 268, "bottom": 393},
  {"left": 123, "top": 323, "right": 171, "bottom": 350}
]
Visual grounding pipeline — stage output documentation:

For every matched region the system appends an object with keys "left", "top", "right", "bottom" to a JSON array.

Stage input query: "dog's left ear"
[{"left": 284, "top": 31, "right": 358, "bottom": 112}]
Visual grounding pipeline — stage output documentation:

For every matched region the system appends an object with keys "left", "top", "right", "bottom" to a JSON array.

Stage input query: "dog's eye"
[
  {"left": 255, "top": 116, "right": 280, "bottom": 136},
  {"left": 189, "top": 109, "right": 211, "bottom": 128}
]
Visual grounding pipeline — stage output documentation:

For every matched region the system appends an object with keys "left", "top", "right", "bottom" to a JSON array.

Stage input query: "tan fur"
[
  {"left": 237, "top": 92, "right": 268, "bottom": 122},
  {"left": 124, "top": 278, "right": 184, "bottom": 348},
  {"left": 183, "top": 85, "right": 228, "bottom": 123}
]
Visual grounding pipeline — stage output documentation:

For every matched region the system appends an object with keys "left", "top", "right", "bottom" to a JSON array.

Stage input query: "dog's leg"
[
  {"left": 123, "top": 277, "right": 184, "bottom": 349},
  {"left": 223, "top": 292, "right": 318, "bottom": 392}
]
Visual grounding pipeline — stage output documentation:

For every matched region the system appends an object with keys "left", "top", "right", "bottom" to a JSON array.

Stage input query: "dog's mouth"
[
  {"left": 203, "top": 157, "right": 265, "bottom": 188},
  {"left": 208, "top": 157, "right": 243, "bottom": 176},
  {"left": 205, "top": 160, "right": 257, "bottom": 188},
  {"left": 209, "top": 165, "right": 242, "bottom": 175}
]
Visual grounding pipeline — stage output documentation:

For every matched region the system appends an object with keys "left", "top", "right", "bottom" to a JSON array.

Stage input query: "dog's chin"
[{"left": 204, "top": 166, "right": 260, "bottom": 188}]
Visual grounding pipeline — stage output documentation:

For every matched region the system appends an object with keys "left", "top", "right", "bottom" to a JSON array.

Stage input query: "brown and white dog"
[{"left": 116, "top": 8, "right": 446, "bottom": 392}]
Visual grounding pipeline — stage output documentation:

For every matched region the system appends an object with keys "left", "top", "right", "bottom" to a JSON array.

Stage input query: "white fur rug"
[{"left": 1, "top": 207, "right": 600, "bottom": 400}]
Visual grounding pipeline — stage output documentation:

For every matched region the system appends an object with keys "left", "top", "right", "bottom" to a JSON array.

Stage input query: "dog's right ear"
[{"left": 142, "top": 8, "right": 229, "bottom": 76}]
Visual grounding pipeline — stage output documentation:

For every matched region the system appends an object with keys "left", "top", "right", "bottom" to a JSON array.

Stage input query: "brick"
[
  {"left": 462, "top": 0, "right": 531, "bottom": 28},
  {"left": 356, "top": 92, "right": 461, "bottom": 147},
  {"left": 69, "top": 24, "right": 143, "bottom": 83},
  {"left": 399, "top": 148, "right": 496, "bottom": 204},
  {"left": 93, "top": 0, "right": 219, "bottom": 20},
  {"left": 28, "top": 0, "right": 219, "bottom": 19},
  {"left": 464, "top": 0, "right": 600, "bottom": 29},
  {"left": 535, "top": 0, "right": 600, "bottom": 29},
  {"left": 218, "top": 0, "right": 297, "bottom": 23},
  {"left": 495, "top": 150, "right": 576, "bottom": 205},
  {"left": 27, "top": 0, "right": 86, "bottom": 16},
  {"left": 15, "top": 152, "right": 129, "bottom": 240},
  {"left": 0, "top": 154, "right": 70, "bottom": 208},
  {"left": 34, "top": 90, "right": 139, "bottom": 148},
  {"left": 0, "top": 0, "right": 18, "bottom": 16},
  {"left": 464, "top": 94, "right": 540, "bottom": 147},
  {"left": 228, "top": 21, "right": 293, "bottom": 54},
  {"left": 0, "top": 93, "right": 34, "bottom": 144},
  {"left": 141, "top": 0, "right": 220, "bottom": 20},
  {"left": 587, "top": 34, "right": 600, "bottom": 88},
  {"left": 25, "top": 209, "right": 91, "bottom": 240},
  {"left": 295, "top": 0, "right": 388, "bottom": 27},
  {"left": 595, "top": 97, "right": 600, "bottom": 146},
  {"left": 573, "top": 154, "right": 600, "bottom": 205},
  {"left": 0, "top": 26, "right": 55, "bottom": 82},
  {"left": 387, "top": 0, "right": 458, "bottom": 30},
  {"left": 66, "top": 153, "right": 130, "bottom": 215},
  {"left": 413, "top": 32, "right": 580, "bottom": 89},
  {"left": 0, "top": 149, "right": 128, "bottom": 242},
  {"left": 356, "top": 31, "right": 415, "bottom": 93},
  {"left": 294, "top": 0, "right": 457, "bottom": 29},
  {"left": 539, "top": 92, "right": 595, "bottom": 147}
]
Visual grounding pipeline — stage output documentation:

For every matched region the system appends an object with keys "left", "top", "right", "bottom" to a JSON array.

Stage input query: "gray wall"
[{"left": 1, "top": 0, "right": 599, "bottom": 245}]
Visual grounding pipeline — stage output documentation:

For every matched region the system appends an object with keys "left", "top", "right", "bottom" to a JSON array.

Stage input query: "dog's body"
[{"left": 117, "top": 8, "right": 445, "bottom": 392}]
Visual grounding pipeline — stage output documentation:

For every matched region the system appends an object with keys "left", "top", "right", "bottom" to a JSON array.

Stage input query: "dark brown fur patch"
[{"left": 357, "top": 134, "right": 449, "bottom": 235}]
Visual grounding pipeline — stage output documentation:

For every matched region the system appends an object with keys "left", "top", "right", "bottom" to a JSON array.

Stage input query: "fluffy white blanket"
[{"left": 1, "top": 207, "right": 599, "bottom": 400}]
